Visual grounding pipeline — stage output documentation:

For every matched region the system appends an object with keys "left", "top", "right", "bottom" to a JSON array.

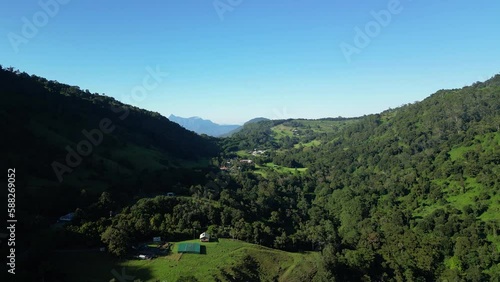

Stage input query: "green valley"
[{"left": 1, "top": 66, "right": 500, "bottom": 281}]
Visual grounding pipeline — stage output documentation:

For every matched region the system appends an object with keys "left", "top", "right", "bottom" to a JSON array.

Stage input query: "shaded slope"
[{"left": 0, "top": 66, "right": 219, "bottom": 221}]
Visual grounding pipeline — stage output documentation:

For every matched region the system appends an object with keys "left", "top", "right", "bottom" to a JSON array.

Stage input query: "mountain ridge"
[{"left": 168, "top": 114, "right": 241, "bottom": 137}]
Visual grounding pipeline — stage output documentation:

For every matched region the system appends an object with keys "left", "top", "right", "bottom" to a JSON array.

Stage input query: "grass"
[
  {"left": 487, "top": 234, "right": 500, "bottom": 252},
  {"left": 293, "top": 119, "right": 358, "bottom": 133},
  {"left": 480, "top": 193, "right": 500, "bottom": 221},
  {"left": 236, "top": 150, "right": 252, "bottom": 158},
  {"left": 29, "top": 117, "right": 76, "bottom": 148},
  {"left": 254, "top": 169, "right": 268, "bottom": 178},
  {"left": 413, "top": 174, "right": 500, "bottom": 230},
  {"left": 444, "top": 256, "right": 462, "bottom": 271},
  {"left": 255, "top": 163, "right": 307, "bottom": 176},
  {"left": 270, "top": 120, "right": 356, "bottom": 144},
  {"left": 448, "top": 132, "right": 500, "bottom": 161},
  {"left": 111, "top": 143, "right": 210, "bottom": 170},
  {"left": 413, "top": 177, "right": 486, "bottom": 218},
  {"left": 412, "top": 200, "right": 443, "bottom": 218},
  {"left": 234, "top": 119, "right": 357, "bottom": 180},
  {"left": 446, "top": 178, "right": 483, "bottom": 210},
  {"left": 51, "top": 239, "right": 319, "bottom": 282},
  {"left": 271, "top": 124, "right": 294, "bottom": 139},
  {"left": 179, "top": 158, "right": 211, "bottom": 168},
  {"left": 294, "top": 140, "right": 321, "bottom": 148},
  {"left": 448, "top": 146, "right": 470, "bottom": 161}
]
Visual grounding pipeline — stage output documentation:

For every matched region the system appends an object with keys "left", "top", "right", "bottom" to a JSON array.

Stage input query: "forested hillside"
[
  {"left": 1, "top": 66, "right": 218, "bottom": 183},
  {"left": 0, "top": 66, "right": 219, "bottom": 281},
  {"left": 217, "top": 75, "right": 500, "bottom": 281},
  {"left": 1, "top": 66, "right": 499, "bottom": 281},
  {"left": 97, "top": 75, "right": 500, "bottom": 281}
]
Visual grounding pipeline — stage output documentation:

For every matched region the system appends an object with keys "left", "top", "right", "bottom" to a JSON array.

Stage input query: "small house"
[{"left": 199, "top": 232, "right": 210, "bottom": 242}]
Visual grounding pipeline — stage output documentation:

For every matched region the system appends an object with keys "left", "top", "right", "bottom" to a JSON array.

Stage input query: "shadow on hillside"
[
  {"left": 107, "top": 264, "right": 153, "bottom": 282},
  {"left": 49, "top": 250, "right": 155, "bottom": 282}
]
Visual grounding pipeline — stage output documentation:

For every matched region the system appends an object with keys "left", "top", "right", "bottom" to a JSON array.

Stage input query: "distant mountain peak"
[
  {"left": 168, "top": 115, "right": 241, "bottom": 137},
  {"left": 169, "top": 114, "right": 203, "bottom": 120}
]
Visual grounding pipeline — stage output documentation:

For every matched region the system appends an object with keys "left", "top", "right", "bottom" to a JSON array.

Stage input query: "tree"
[
  {"left": 101, "top": 226, "right": 131, "bottom": 257},
  {"left": 176, "top": 276, "right": 199, "bottom": 282}
]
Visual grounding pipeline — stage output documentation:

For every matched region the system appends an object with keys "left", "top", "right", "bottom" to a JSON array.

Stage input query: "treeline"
[{"left": 74, "top": 171, "right": 313, "bottom": 256}]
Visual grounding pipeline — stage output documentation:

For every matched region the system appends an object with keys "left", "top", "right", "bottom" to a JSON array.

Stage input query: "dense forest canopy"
[{"left": 1, "top": 66, "right": 499, "bottom": 281}]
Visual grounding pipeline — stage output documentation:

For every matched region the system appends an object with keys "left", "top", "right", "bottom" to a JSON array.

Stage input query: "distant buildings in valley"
[{"left": 252, "top": 149, "right": 266, "bottom": 156}]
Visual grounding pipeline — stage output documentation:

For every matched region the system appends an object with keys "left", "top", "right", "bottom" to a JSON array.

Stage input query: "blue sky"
[{"left": 1, "top": 0, "right": 499, "bottom": 124}]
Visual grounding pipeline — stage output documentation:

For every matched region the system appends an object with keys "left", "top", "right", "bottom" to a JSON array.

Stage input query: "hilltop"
[{"left": 168, "top": 114, "right": 241, "bottom": 137}]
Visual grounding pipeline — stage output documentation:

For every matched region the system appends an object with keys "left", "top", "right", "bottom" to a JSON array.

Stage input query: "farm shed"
[{"left": 177, "top": 243, "right": 201, "bottom": 254}]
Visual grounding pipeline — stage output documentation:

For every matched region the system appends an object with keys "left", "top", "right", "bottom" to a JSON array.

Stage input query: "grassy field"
[
  {"left": 254, "top": 163, "right": 307, "bottom": 177},
  {"left": 414, "top": 132, "right": 500, "bottom": 219},
  {"left": 236, "top": 150, "right": 253, "bottom": 158},
  {"left": 294, "top": 140, "right": 321, "bottom": 148},
  {"left": 271, "top": 119, "right": 356, "bottom": 142},
  {"left": 292, "top": 119, "right": 357, "bottom": 133},
  {"left": 271, "top": 124, "right": 294, "bottom": 139},
  {"left": 480, "top": 192, "right": 500, "bottom": 221},
  {"left": 51, "top": 239, "right": 320, "bottom": 282},
  {"left": 449, "top": 132, "right": 500, "bottom": 161}
]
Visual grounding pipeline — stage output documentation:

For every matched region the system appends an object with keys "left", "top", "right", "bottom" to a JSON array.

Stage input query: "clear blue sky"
[{"left": 1, "top": 0, "right": 499, "bottom": 124}]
